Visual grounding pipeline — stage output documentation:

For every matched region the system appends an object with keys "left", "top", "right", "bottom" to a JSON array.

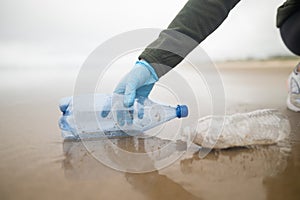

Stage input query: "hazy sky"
[{"left": 0, "top": 0, "right": 294, "bottom": 68}]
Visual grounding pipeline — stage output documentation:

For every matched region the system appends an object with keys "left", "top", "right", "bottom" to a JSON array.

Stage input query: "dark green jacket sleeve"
[
  {"left": 277, "top": 0, "right": 300, "bottom": 28},
  {"left": 139, "top": 0, "right": 240, "bottom": 77}
]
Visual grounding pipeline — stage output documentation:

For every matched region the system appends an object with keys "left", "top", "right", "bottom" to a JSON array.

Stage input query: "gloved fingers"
[
  {"left": 123, "top": 92, "right": 136, "bottom": 108},
  {"left": 124, "top": 109, "right": 134, "bottom": 125},
  {"left": 122, "top": 66, "right": 152, "bottom": 107},
  {"left": 101, "top": 110, "right": 110, "bottom": 118},
  {"left": 124, "top": 80, "right": 138, "bottom": 107},
  {"left": 101, "top": 96, "right": 112, "bottom": 118},
  {"left": 117, "top": 110, "right": 125, "bottom": 126},
  {"left": 113, "top": 73, "right": 137, "bottom": 107},
  {"left": 137, "top": 97, "right": 146, "bottom": 119},
  {"left": 136, "top": 84, "right": 154, "bottom": 119},
  {"left": 116, "top": 109, "right": 134, "bottom": 127},
  {"left": 108, "top": 93, "right": 133, "bottom": 126},
  {"left": 113, "top": 82, "right": 126, "bottom": 95},
  {"left": 101, "top": 108, "right": 111, "bottom": 118},
  {"left": 114, "top": 63, "right": 157, "bottom": 107},
  {"left": 113, "top": 65, "right": 144, "bottom": 94}
]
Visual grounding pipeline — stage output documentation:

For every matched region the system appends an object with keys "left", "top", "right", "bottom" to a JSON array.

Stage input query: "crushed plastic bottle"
[
  {"left": 58, "top": 93, "right": 188, "bottom": 140},
  {"left": 191, "top": 109, "right": 291, "bottom": 149}
]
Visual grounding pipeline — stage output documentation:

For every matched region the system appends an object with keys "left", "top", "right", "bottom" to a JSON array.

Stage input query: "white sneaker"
[{"left": 287, "top": 63, "right": 300, "bottom": 112}]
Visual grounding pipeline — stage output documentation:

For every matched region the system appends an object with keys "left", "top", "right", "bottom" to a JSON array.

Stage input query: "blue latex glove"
[
  {"left": 114, "top": 60, "right": 158, "bottom": 107},
  {"left": 101, "top": 60, "right": 158, "bottom": 126}
]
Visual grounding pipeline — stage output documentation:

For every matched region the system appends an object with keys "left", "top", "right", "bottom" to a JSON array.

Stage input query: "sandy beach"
[{"left": 0, "top": 58, "right": 299, "bottom": 200}]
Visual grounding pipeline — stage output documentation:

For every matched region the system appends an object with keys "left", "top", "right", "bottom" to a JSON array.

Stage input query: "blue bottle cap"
[{"left": 176, "top": 105, "right": 188, "bottom": 118}]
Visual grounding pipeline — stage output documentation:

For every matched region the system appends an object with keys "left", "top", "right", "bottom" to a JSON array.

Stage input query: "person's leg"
[
  {"left": 280, "top": 10, "right": 300, "bottom": 58},
  {"left": 280, "top": 10, "right": 300, "bottom": 112}
]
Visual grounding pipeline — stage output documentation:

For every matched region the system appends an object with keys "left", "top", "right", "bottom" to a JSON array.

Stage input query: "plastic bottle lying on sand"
[
  {"left": 58, "top": 94, "right": 188, "bottom": 140},
  {"left": 191, "top": 109, "right": 290, "bottom": 149}
]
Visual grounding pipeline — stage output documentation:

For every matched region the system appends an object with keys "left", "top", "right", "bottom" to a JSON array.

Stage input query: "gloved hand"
[
  {"left": 101, "top": 60, "right": 158, "bottom": 126},
  {"left": 114, "top": 60, "right": 158, "bottom": 107}
]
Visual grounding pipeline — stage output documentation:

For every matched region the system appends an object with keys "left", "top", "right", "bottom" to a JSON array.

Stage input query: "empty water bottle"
[
  {"left": 58, "top": 93, "right": 188, "bottom": 140},
  {"left": 191, "top": 109, "right": 291, "bottom": 149}
]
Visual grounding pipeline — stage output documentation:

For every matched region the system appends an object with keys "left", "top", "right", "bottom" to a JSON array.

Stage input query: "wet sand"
[{"left": 0, "top": 59, "right": 300, "bottom": 200}]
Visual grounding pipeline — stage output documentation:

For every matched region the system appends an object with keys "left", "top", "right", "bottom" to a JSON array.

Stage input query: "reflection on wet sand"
[
  {"left": 161, "top": 144, "right": 291, "bottom": 200},
  {"left": 125, "top": 171, "right": 201, "bottom": 200},
  {"left": 62, "top": 137, "right": 187, "bottom": 177},
  {"left": 63, "top": 137, "right": 200, "bottom": 200},
  {"left": 75, "top": 136, "right": 187, "bottom": 172},
  {"left": 62, "top": 136, "right": 291, "bottom": 200}
]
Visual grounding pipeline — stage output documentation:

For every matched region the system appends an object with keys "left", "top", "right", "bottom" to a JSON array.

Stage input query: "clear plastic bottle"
[
  {"left": 192, "top": 109, "right": 291, "bottom": 149},
  {"left": 58, "top": 94, "right": 188, "bottom": 140}
]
